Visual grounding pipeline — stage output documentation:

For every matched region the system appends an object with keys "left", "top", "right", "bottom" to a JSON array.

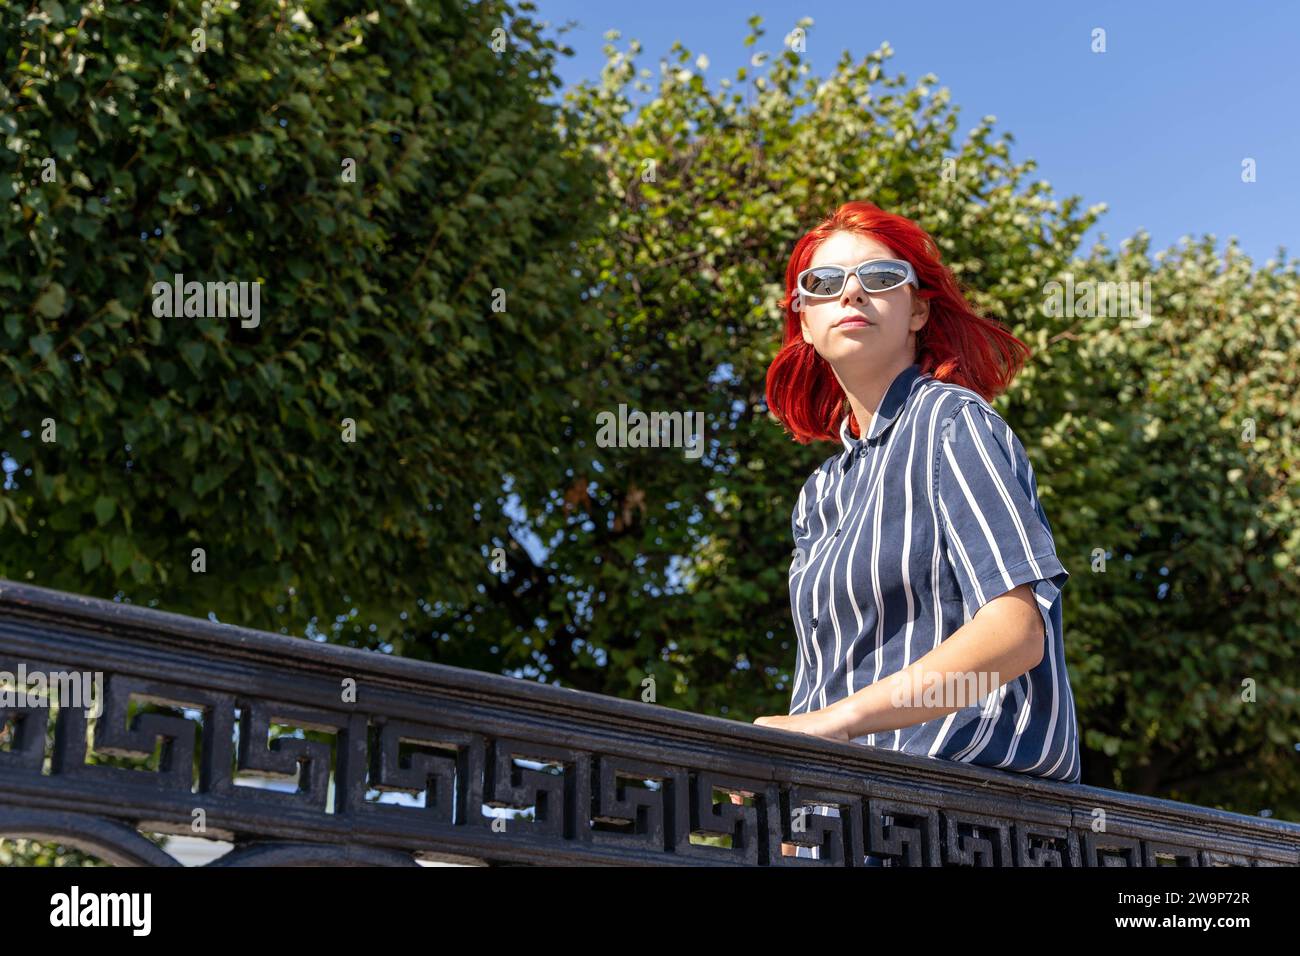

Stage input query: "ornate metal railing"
[{"left": 0, "top": 579, "right": 1296, "bottom": 866}]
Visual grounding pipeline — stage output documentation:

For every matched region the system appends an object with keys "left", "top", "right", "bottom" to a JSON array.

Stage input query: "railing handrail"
[{"left": 1, "top": 578, "right": 1296, "bottom": 866}]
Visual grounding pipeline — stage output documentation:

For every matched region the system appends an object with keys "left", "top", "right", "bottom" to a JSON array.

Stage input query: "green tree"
[
  {"left": 0, "top": 0, "right": 607, "bottom": 642},
  {"left": 1055, "top": 233, "right": 1300, "bottom": 813}
]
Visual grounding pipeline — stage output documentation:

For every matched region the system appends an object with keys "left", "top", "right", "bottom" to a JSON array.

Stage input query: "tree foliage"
[
  {"left": 1058, "top": 233, "right": 1299, "bottom": 812},
  {"left": 0, "top": 0, "right": 605, "bottom": 641}
]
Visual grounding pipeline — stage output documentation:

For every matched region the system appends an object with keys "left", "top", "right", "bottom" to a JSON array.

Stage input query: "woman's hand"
[{"left": 753, "top": 707, "right": 852, "bottom": 743}]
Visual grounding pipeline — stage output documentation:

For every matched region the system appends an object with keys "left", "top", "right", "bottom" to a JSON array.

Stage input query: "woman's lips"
[{"left": 836, "top": 317, "right": 872, "bottom": 329}]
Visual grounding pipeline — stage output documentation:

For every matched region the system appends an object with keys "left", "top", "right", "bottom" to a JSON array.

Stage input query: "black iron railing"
[{"left": 0, "top": 579, "right": 1296, "bottom": 866}]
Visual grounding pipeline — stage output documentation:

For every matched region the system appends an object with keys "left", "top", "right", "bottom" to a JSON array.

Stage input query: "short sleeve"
[{"left": 933, "top": 401, "right": 1069, "bottom": 629}]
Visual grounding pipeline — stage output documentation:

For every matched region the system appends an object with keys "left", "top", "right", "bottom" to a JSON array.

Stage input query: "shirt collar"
[{"left": 838, "top": 362, "right": 924, "bottom": 471}]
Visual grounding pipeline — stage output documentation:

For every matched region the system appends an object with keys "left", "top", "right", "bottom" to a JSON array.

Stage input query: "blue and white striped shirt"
[{"left": 787, "top": 361, "right": 1081, "bottom": 785}]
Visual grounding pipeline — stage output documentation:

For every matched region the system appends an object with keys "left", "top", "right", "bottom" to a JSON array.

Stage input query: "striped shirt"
[{"left": 787, "top": 362, "right": 1081, "bottom": 785}]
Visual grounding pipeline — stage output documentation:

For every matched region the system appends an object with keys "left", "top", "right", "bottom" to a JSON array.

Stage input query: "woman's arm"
[{"left": 755, "top": 583, "right": 1044, "bottom": 741}]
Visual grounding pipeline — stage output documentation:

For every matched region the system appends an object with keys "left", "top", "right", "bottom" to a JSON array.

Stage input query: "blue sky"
[{"left": 532, "top": 0, "right": 1299, "bottom": 266}]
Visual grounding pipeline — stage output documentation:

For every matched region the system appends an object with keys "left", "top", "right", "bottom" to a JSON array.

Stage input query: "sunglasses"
[{"left": 796, "top": 258, "right": 918, "bottom": 298}]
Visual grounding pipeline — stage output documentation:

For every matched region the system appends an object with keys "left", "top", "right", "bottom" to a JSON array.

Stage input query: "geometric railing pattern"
[{"left": 2, "top": 580, "right": 1297, "bottom": 866}]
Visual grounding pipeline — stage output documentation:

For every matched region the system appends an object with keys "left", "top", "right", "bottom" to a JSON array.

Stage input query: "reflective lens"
[
  {"left": 857, "top": 261, "right": 910, "bottom": 292},
  {"left": 799, "top": 266, "right": 851, "bottom": 297}
]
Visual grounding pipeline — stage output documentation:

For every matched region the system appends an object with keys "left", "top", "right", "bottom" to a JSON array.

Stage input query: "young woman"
[{"left": 758, "top": 201, "right": 1081, "bottom": 862}]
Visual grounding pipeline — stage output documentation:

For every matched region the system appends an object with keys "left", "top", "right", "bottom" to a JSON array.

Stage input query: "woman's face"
[{"left": 797, "top": 231, "right": 929, "bottom": 373}]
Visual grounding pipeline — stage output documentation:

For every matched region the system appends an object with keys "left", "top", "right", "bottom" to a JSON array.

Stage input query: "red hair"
[{"left": 765, "top": 200, "right": 1032, "bottom": 445}]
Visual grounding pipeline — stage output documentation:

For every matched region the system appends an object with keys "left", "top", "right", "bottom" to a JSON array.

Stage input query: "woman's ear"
[{"left": 910, "top": 291, "right": 930, "bottom": 331}]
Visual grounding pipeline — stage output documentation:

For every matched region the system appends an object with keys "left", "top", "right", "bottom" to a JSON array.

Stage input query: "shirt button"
[
  {"left": 833, "top": 528, "right": 841, "bottom": 537},
  {"left": 811, "top": 617, "right": 818, "bottom": 629},
  {"left": 858, "top": 446, "right": 867, "bottom": 458}
]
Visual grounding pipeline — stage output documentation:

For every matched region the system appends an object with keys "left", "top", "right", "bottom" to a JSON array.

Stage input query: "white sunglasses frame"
[{"left": 794, "top": 258, "right": 917, "bottom": 308}]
